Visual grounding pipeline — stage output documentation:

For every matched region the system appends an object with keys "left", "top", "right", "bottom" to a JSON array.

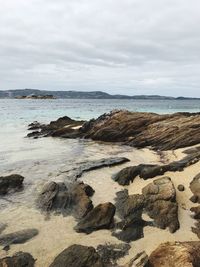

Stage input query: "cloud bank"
[{"left": 0, "top": 0, "right": 200, "bottom": 96}]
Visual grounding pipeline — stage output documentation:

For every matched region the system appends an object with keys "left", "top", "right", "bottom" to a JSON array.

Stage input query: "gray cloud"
[{"left": 0, "top": 0, "right": 200, "bottom": 96}]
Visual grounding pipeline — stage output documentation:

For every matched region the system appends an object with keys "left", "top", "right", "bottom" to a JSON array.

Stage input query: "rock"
[
  {"left": 61, "top": 157, "right": 130, "bottom": 181},
  {"left": 123, "top": 251, "right": 149, "bottom": 267},
  {"left": 0, "top": 229, "right": 38, "bottom": 247},
  {"left": 49, "top": 244, "right": 104, "bottom": 267},
  {"left": 0, "top": 223, "right": 7, "bottom": 235},
  {"left": 191, "top": 206, "right": 200, "bottom": 219},
  {"left": 190, "top": 173, "right": 200, "bottom": 203},
  {"left": 37, "top": 181, "right": 93, "bottom": 219},
  {"left": 113, "top": 153, "right": 200, "bottom": 185},
  {"left": 96, "top": 243, "right": 131, "bottom": 267},
  {"left": 74, "top": 202, "right": 116, "bottom": 234},
  {"left": 112, "top": 177, "right": 179, "bottom": 242},
  {"left": 0, "top": 174, "right": 24, "bottom": 195},
  {"left": 190, "top": 206, "right": 200, "bottom": 238},
  {"left": 0, "top": 251, "right": 35, "bottom": 267},
  {"left": 28, "top": 111, "right": 200, "bottom": 151},
  {"left": 148, "top": 241, "right": 200, "bottom": 266},
  {"left": 177, "top": 184, "right": 185, "bottom": 191}
]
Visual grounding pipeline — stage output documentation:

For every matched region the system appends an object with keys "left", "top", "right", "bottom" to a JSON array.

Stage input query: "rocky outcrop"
[
  {"left": 0, "top": 252, "right": 35, "bottom": 267},
  {"left": 0, "top": 229, "right": 38, "bottom": 248},
  {"left": 37, "top": 181, "right": 94, "bottom": 219},
  {"left": 0, "top": 174, "right": 24, "bottom": 195},
  {"left": 190, "top": 173, "right": 200, "bottom": 203},
  {"left": 148, "top": 241, "right": 200, "bottom": 267},
  {"left": 113, "top": 153, "right": 200, "bottom": 185},
  {"left": 27, "top": 110, "right": 200, "bottom": 151},
  {"left": 112, "top": 177, "right": 179, "bottom": 242},
  {"left": 74, "top": 202, "right": 116, "bottom": 234},
  {"left": 49, "top": 244, "right": 104, "bottom": 267}
]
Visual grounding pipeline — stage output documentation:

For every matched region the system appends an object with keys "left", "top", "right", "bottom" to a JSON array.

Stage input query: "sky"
[{"left": 0, "top": 0, "right": 200, "bottom": 97}]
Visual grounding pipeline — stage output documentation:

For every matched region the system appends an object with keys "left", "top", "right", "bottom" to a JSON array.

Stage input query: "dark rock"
[
  {"left": 148, "top": 241, "right": 200, "bottom": 267},
  {"left": 0, "top": 251, "right": 35, "bottom": 267},
  {"left": 49, "top": 244, "right": 104, "bottom": 267},
  {"left": 191, "top": 206, "right": 200, "bottom": 220},
  {"left": 190, "top": 206, "right": 200, "bottom": 238},
  {"left": 74, "top": 202, "right": 116, "bottom": 234},
  {"left": 113, "top": 153, "right": 200, "bottom": 185},
  {"left": 37, "top": 181, "right": 93, "bottom": 219},
  {"left": 0, "top": 174, "right": 24, "bottom": 195},
  {"left": 123, "top": 251, "right": 149, "bottom": 267},
  {"left": 190, "top": 173, "right": 200, "bottom": 203},
  {"left": 190, "top": 195, "right": 198, "bottom": 203},
  {"left": 0, "top": 229, "right": 38, "bottom": 247},
  {"left": 177, "top": 184, "right": 185, "bottom": 191}
]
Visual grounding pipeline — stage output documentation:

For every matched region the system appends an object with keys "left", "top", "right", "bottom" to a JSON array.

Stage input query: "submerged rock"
[
  {"left": 49, "top": 244, "right": 104, "bottom": 267},
  {"left": 74, "top": 202, "right": 116, "bottom": 234},
  {"left": 0, "top": 251, "right": 35, "bottom": 267},
  {"left": 148, "top": 241, "right": 200, "bottom": 267},
  {"left": 37, "top": 181, "right": 93, "bottom": 219},
  {"left": 0, "top": 229, "right": 38, "bottom": 247},
  {"left": 113, "top": 153, "right": 200, "bottom": 185},
  {"left": 113, "top": 177, "right": 179, "bottom": 242},
  {"left": 0, "top": 174, "right": 24, "bottom": 195}
]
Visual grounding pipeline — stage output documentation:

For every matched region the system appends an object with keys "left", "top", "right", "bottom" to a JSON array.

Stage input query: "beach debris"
[
  {"left": 37, "top": 181, "right": 94, "bottom": 219},
  {"left": 148, "top": 241, "right": 200, "bottom": 266},
  {"left": 0, "top": 251, "right": 35, "bottom": 267},
  {"left": 113, "top": 153, "right": 200, "bottom": 185},
  {"left": 113, "top": 177, "right": 179, "bottom": 242},
  {"left": 0, "top": 174, "right": 24, "bottom": 195},
  {"left": 0, "top": 228, "right": 38, "bottom": 247},
  {"left": 74, "top": 202, "right": 116, "bottom": 234}
]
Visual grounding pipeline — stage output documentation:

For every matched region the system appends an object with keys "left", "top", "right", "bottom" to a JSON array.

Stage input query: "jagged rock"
[
  {"left": 37, "top": 181, "right": 93, "bottom": 219},
  {"left": 113, "top": 153, "right": 200, "bottom": 185},
  {"left": 0, "top": 252, "right": 35, "bottom": 267},
  {"left": 148, "top": 241, "right": 200, "bottom": 266},
  {"left": 96, "top": 243, "right": 131, "bottom": 267},
  {"left": 123, "top": 251, "right": 149, "bottom": 267},
  {"left": 0, "top": 174, "right": 24, "bottom": 195},
  {"left": 113, "top": 177, "right": 179, "bottom": 242},
  {"left": 190, "top": 173, "right": 200, "bottom": 203},
  {"left": 49, "top": 244, "right": 104, "bottom": 267},
  {"left": 0, "top": 229, "right": 38, "bottom": 247},
  {"left": 177, "top": 184, "right": 185, "bottom": 191},
  {"left": 74, "top": 202, "right": 116, "bottom": 234},
  {"left": 28, "top": 111, "right": 200, "bottom": 151}
]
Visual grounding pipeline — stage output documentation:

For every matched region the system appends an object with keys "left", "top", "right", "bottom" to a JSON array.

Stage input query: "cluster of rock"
[{"left": 27, "top": 110, "right": 200, "bottom": 150}]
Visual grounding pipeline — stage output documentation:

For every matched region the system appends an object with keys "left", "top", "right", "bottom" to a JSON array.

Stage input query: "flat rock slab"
[
  {"left": 148, "top": 241, "right": 200, "bottom": 267},
  {"left": 0, "top": 174, "right": 24, "bottom": 195},
  {"left": 37, "top": 181, "right": 94, "bottom": 219},
  {"left": 74, "top": 202, "right": 116, "bottom": 234},
  {"left": 0, "top": 252, "right": 35, "bottom": 267},
  {"left": 0, "top": 228, "right": 38, "bottom": 247},
  {"left": 49, "top": 244, "right": 104, "bottom": 267}
]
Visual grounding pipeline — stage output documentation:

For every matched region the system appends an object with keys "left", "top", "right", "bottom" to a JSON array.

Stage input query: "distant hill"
[{"left": 0, "top": 89, "right": 199, "bottom": 100}]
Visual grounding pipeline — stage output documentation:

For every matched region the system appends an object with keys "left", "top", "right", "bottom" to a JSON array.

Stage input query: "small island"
[{"left": 15, "top": 94, "right": 56, "bottom": 99}]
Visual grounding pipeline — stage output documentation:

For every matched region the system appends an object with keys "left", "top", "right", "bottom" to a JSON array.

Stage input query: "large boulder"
[
  {"left": 37, "top": 181, "right": 94, "bottom": 219},
  {"left": 0, "top": 252, "right": 35, "bottom": 267},
  {"left": 74, "top": 202, "right": 116, "bottom": 234},
  {"left": 49, "top": 244, "right": 104, "bottom": 267},
  {"left": 148, "top": 242, "right": 200, "bottom": 267},
  {"left": 0, "top": 174, "right": 24, "bottom": 195}
]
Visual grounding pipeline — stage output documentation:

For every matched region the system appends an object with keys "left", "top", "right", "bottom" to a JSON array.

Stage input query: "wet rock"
[
  {"left": 123, "top": 251, "right": 149, "bottom": 267},
  {"left": 190, "top": 173, "right": 200, "bottom": 203},
  {"left": 0, "top": 174, "right": 24, "bottom": 195},
  {"left": 177, "top": 184, "right": 185, "bottom": 191},
  {"left": 96, "top": 243, "right": 131, "bottom": 267},
  {"left": 74, "top": 202, "right": 116, "bottom": 234},
  {"left": 113, "top": 177, "right": 179, "bottom": 242},
  {"left": 37, "top": 181, "right": 93, "bottom": 219},
  {"left": 0, "top": 229, "right": 38, "bottom": 247},
  {"left": 0, "top": 251, "right": 35, "bottom": 267},
  {"left": 148, "top": 241, "right": 200, "bottom": 267},
  {"left": 113, "top": 153, "right": 200, "bottom": 185},
  {"left": 60, "top": 157, "right": 130, "bottom": 181},
  {"left": 49, "top": 244, "right": 104, "bottom": 267}
]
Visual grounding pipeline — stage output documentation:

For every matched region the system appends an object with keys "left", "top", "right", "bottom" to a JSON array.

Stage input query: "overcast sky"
[{"left": 0, "top": 0, "right": 200, "bottom": 96}]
